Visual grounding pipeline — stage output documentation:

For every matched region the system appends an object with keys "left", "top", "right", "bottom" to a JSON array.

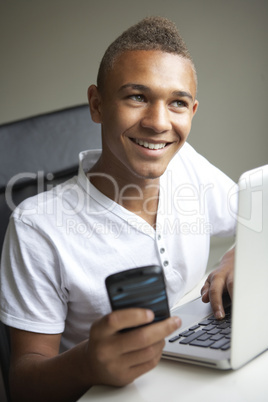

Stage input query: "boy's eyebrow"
[
  {"left": 119, "top": 83, "right": 149, "bottom": 92},
  {"left": 172, "top": 90, "right": 193, "bottom": 101},
  {"left": 119, "top": 83, "right": 193, "bottom": 101}
]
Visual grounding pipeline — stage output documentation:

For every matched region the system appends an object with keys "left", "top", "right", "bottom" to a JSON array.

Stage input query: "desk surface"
[
  {"left": 78, "top": 350, "right": 268, "bottom": 402},
  {"left": 78, "top": 279, "right": 268, "bottom": 402}
]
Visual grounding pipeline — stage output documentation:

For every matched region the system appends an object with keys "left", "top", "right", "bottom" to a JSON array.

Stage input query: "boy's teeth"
[{"left": 135, "top": 139, "right": 166, "bottom": 149}]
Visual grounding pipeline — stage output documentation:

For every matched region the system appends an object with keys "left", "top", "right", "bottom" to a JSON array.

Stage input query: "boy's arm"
[{"left": 9, "top": 308, "right": 181, "bottom": 402}]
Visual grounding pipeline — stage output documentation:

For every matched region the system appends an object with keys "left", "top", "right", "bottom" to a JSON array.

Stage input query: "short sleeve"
[{"left": 0, "top": 215, "right": 68, "bottom": 334}]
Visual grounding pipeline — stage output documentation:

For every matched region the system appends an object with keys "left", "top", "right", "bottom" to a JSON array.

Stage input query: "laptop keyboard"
[{"left": 169, "top": 305, "right": 231, "bottom": 351}]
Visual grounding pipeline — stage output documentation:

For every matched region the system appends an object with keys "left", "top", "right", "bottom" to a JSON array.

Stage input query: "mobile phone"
[{"left": 105, "top": 265, "right": 170, "bottom": 330}]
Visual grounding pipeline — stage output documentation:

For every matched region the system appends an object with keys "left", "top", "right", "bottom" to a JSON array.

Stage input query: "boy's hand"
[
  {"left": 201, "top": 247, "right": 235, "bottom": 319},
  {"left": 86, "top": 308, "right": 181, "bottom": 387}
]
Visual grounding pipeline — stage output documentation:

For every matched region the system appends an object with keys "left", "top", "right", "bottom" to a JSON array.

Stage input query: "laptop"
[{"left": 162, "top": 164, "right": 268, "bottom": 370}]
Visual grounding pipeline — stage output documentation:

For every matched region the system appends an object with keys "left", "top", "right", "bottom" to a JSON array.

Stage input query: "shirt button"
[
  {"left": 163, "top": 260, "right": 169, "bottom": 267},
  {"left": 157, "top": 234, "right": 161, "bottom": 240},
  {"left": 160, "top": 248, "right": 165, "bottom": 254}
]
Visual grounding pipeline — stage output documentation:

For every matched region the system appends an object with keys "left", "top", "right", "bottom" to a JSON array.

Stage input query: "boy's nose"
[{"left": 141, "top": 102, "right": 172, "bottom": 133}]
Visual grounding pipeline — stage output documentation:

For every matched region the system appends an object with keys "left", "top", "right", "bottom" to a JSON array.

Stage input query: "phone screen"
[{"left": 105, "top": 265, "right": 170, "bottom": 325}]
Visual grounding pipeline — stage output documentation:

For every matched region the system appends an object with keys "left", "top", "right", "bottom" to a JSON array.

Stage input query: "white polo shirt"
[{"left": 0, "top": 143, "right": 237, "bottom": 351}]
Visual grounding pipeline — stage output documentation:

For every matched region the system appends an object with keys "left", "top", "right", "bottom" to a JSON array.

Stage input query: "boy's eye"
[
  {"left": 129, "top": 94, "right": 145, "bottom": 102},
  {"left": 171, "top": 100, "right": 188, "bottom": 108}
]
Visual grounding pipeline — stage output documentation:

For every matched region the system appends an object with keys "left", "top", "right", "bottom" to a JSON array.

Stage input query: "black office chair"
[{"left": 0, "top": 104, "right": 101, "bottom": 401}]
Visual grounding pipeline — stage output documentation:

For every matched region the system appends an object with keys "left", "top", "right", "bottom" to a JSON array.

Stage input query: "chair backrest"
[
  {"left": 0, "top": 365, "right": 8, "bottom": 402},
  {"left": 0, "top": 323, "right": 10, "bottom": 402},
  {"left": 0, "top": 104, "right": 101, "bottom": 256},
  {"left": 0, "top": 104, "right": 102, "bottom": 401}
]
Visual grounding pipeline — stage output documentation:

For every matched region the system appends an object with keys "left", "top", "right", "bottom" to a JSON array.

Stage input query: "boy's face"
[{"left": 89, "top": 50, "right": 198, "bottom": 183}]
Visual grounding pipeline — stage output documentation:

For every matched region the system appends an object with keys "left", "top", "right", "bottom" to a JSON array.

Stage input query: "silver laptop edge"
[{"left": 162, "top": 165, "right": 268, "bottom": 370}]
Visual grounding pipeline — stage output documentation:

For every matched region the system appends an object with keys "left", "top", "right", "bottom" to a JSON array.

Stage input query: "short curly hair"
[{"left": 97, "top": 16, "right": 196, "bottom": 91}]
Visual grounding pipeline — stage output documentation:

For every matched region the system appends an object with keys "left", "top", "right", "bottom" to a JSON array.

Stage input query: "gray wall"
[{"left": 1, "top": 0, "right": 267, "bottom": 182}]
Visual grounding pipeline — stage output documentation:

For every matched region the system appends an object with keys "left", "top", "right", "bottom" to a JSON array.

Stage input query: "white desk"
[
  {"left": 78, "top": 275, "right": 268, "bottom": 402},
  {"left": 78, "top": 351, "right": 268, "bottom": 402}
]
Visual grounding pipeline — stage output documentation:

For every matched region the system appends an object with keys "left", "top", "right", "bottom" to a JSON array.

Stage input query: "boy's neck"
[{"left": 87, "top": 161, "right": 160, "bottom": 227}]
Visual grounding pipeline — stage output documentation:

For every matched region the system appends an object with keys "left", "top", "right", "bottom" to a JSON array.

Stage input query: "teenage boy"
[{"left": 0, "top": 17, "right": 236, "bottom": 402}]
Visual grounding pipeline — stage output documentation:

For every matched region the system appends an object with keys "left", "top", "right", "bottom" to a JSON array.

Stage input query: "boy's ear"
[
  {"left": 192, "top": 99, "right": 199, "bottom": 117},
  {"left": 87, "top": 85, "right": 102, "bottom": 123}
]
